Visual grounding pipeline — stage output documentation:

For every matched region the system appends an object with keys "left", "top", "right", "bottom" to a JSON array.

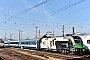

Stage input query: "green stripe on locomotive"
[
  {"left": 66, "top": 43, "right": 68, "bottom": 48},
  {"left": 66, "top": 43, "right": 83, "bottom": 48},
  {"left": 75, "top": 43, "right": 83, "bottom": 48}
]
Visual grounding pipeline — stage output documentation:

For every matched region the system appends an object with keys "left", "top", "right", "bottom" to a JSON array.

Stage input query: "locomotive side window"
[
  {"left": 87, "top": 40, "right": 90, "bottom": 44},
  {"left": 68, "top": 39, "right": 73, "bottom": 45}
]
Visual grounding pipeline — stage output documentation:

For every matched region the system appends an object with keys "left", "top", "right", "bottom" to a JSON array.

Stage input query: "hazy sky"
[{"left": 0, "top": 0, "right": 90, "bottom": 39}]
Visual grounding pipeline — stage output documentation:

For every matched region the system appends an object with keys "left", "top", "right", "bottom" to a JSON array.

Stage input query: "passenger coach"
[
  {"left": 4, "top": 40, "right": 19, "bottom": 47},
  {"left": 4, "top": 39, "right": 41, "bottom": 49},
  {"left": 18, "top": 39, "right": 41, "bottom": 49}
]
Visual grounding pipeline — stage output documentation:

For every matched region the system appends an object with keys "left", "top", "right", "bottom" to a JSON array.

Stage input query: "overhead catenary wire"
[
  {"left": 66, "top": 18, "right": 90, "bottom": 25},
  {"left": 0, "top": 0, "right": 86, "bottom": 25},
  {"left": 2, "top": 3, "right": 89, "bottom": 25},
  {"left": 43, "top": 0, "right": 85, "bottom": 18},
  {"left": 0, "top": 0, "right": 88, "bottom": 31},
  {"left": 0, "top": 0, "right": 51, "bottom": 30},
  {"left": 14, "top": 0, "right": 86, "bottom": 28},
  {"left": 3, "top": 0, "right": 50, "bottom": 22},
  {"left": 32, "top": 0, "right": 85, "bottom": 23},
  {"left": 0, "top": 0, "right": 22, "bottom": 21},
  {"left": 1, "top": 0, "right": 87, "bottom": 27},
  {"left": 46, "top": 0, "right": 56, "bottom": 6}
]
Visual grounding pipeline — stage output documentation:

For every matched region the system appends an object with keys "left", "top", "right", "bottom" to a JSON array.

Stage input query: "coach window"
[
  {"left": 27, "top": 42, "right": 29, "bottom": 44},
  {"left": 4, "top": 43, "right": 8, "bottom": 44},
  {"left": 21, "top": 42, "right": 24, "bottom": 44},
  {"left": 26, "top": 42, "right": 28, "bottom": 44},
  {"left": 10, "top": 42, "right": 18, "bottom": 44},
  {"left": 87, "top": 40, "right": 90, "bottom": 44},
  {"left": 29, "top": 42, "right": 31, "bottom": 44},
  {"left": 32, "top": 42, "right": 34, "bottom": 44},
  {"left": 33, "top": 42, "right": 36, "bottom": 45}
]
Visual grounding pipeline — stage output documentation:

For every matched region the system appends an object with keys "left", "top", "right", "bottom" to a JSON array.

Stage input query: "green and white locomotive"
[{"left": 55, "top": 36, "right": 85, "bottom": 54}]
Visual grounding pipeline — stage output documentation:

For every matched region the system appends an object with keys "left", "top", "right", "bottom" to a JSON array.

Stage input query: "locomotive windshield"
[{"left": 72, "top": 36, "right": 82, "bottom": 43}]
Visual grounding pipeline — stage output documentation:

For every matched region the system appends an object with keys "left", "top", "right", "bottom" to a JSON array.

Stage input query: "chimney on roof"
[{"left": 72, "top": 27, "right": 74, "bottom": 35}]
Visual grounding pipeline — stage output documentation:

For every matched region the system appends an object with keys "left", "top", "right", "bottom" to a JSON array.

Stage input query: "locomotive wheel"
[
  {"left": 66, "top": 50, "right": 70, "bottom": 54},
  {"left": 59, "top": 50, "right": 62, "bottom": 53},
  {"left": 64, "top": 50, "right": 67, "bottom": 54},
  {"left": 57, "top": 49, "right": 59, "bottom": 52},
  {"left": 61, "top": 50, "right": 65, "bottom": 54},
  {"left": 70, "top": 51, "right": 75, "bottom": 55}
]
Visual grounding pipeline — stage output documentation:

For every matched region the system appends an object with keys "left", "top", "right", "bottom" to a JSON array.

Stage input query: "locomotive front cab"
[
  {"left": 73, "top": 36, "right": 83, "bottom": 48},
  {"left": 68, "top": 36, "right": 85, "bottom": 54}
]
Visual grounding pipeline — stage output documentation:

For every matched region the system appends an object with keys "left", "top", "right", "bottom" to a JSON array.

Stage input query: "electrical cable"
[
  {"left": 15, "top": 0, "right": 86, "bottom": 28},
  {"left": 4, "top": 0, "right": 50, "bottom": 22}
]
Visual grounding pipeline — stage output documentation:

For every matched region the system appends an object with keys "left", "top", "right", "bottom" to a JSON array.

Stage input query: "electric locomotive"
[
  {"left": 55, "top": 36, "right": 85, "bottom": 54},
  {"left": 74, "top": 33, "right": 90, "bottom": 53}
]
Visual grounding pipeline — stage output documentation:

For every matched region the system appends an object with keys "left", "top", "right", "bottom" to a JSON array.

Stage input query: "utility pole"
[
  {"left": 53, "top": 30, "right": 54, "bottom": 36},
  {"left": 62, "top": 25, "right": 64, "bottom": 37},
  {"left": 21, "top": 31, "right": 23, "bottom": 39},
  {"left": 5, "top": 33, "right": 6, "bottom": 40},
  {"left": 10, "top": 34, "right": 13, "bottom": 39},
  {"left": 38, "top": 30, "right": 40, "bottom": 37},
  {"left": 72, "top": 27, "right": 75, "bottom": 35},
  {"left": 16, "top": 30, "right": 21, "bottom": 40},
  {"left": 19, "top": 30, "right": 20, "bottom": 40},
  {"left": 35, "top": 27, "right": 38, "bottom": 38}
]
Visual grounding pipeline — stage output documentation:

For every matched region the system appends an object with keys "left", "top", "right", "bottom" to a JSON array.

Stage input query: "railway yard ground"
[{"left": 0, "top": 47, "right": 90, "bottom": 60}]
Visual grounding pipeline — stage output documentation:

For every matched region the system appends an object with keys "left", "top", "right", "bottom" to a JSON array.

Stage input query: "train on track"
[
  {"left": 4, "top": 35, "right": 88, "bottom": 55},
  {"left": 0, "top": 39, "right": 4, "bottom": 48},
  {"left": 74, "top": 33, "right": 90, "bottom": 53}
]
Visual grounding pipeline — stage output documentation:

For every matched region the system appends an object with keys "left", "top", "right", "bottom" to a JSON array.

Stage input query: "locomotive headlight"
[
  {"left": 83, "top": 49, "right": 85, "bottom": 51},
  {"left": 75, "top": 49, "right": 77, "bottom": 51}
]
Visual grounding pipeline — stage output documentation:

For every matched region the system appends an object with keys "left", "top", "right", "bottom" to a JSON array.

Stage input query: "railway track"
[
  {"left": 0, "top": 48, "right": 44, "bottom": 60},
  {"left": 0, "top": 47, "right": 90, "bottom": 60},
  {"left": 9, "top": 47, "right": 90, "bottom": 60}
]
